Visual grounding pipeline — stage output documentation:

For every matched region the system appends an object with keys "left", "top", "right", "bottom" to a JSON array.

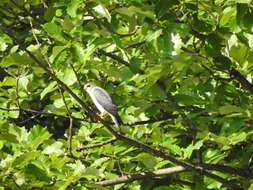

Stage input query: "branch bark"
[
  {"left": 96, "top": 166, "right": 185, "bottom": 186},
  {"left": 229, "top": 68, "right": 253, "bottom": 94},
  {"left": 203, "top": 164, "right": 253, "bottom": 179},
  {"left": 102, "top": 123, "right": 243, "bottom": 190}
]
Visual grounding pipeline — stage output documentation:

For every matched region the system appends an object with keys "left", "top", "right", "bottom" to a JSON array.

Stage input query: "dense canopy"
[{"left": 0, "top": 0, "right": 253, "bottom": 189}]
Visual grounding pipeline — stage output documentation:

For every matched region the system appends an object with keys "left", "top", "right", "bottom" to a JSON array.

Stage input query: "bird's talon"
[
  {"left": 99, "top": 112, "right": 107, "bottom": 119},
  {"left": 95, "top": 112, "right": 107, "bottom": 122}
]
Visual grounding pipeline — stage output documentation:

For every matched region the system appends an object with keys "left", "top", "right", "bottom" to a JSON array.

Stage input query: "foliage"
[{"left": 0, "top": 0, "right": 253, "bottom": 189}]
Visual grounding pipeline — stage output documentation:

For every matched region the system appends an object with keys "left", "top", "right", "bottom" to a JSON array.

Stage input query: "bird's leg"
[
  {"left": 99, "top": 112, "right": 107, "bottom": 119},
  {"left": 95, "top": 112, "right": 107, "bottom": 122}
]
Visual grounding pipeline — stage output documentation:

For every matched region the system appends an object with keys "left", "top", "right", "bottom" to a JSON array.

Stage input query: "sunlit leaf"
[
  {"left": 13, "top": 152, "right": 40, "bottom": 168},
  {"left": 18, "top": 76, "right": 29, "bottom": 91},
  {"left": 67, "top": 0, "right": 82, "bottom": 18},
  {"left": 93, "top": 4, "right": 111, "bottom": 22},
  {"left": 43, "top": 22, "right": 66, "bottom": 42},
  {"left": 28, "top": 125, "right": 52, "bottom": 149},
  {"left": 40, "top": 81, "right": 57, "bottom": 100},
  {"left": 43, "top": 142, "right": 64, "bottom": 156}
]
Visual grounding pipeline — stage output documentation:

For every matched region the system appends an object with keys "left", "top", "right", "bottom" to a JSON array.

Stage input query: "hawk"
[{"left": 84, "top": 83, "right": 122, "bottom": 127}]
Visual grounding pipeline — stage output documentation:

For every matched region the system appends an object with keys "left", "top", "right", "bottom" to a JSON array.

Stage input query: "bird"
[{"left": 83, "top": 83, "right": 122, "bottom": 127}]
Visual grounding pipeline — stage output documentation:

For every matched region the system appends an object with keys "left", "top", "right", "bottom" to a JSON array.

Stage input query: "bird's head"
[{"left": 83, "top": 83, "right": 95, "bottom": 92}]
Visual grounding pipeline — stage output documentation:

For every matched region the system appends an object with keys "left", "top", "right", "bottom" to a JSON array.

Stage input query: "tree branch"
[
  {"left": 203, "top": 164, "right": 253, "bottom": 179},
  {"left": 102, "top": 123, "right": 243, "bottom": 190},
  {"left": 0, "top": 25, "right": 95, "bottom": 121},
  {"left": 229, "top": 68, "right": 253, "bottom": 94},
  {"left": 0, "top": 107, "right": 84, "bottom": 121},
  {"left": 96, "top": 49, "right": 131, "bottom": 67},
  {"left": 0, "top": 19, "right": 245, "bottom": 190},
  {"left": 110, "top": 41, "right": 145, "bottom": 53},
  {"left": 128, "top": 114, "right": 178, "bottom": 126},
  {"left": 182, "top": 38, "right": 253, "bottom": 95},
  {"left": 96, "top": 166, "right": 185, "bottom": 186}
]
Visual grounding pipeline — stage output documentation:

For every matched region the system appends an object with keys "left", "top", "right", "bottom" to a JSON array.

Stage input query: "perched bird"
[{"left": 84, "top": 83, "right": 122, "bottom": 127}]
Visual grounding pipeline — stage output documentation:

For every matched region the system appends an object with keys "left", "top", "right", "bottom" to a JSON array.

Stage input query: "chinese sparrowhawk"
[{"left": 84, "top": 83, "right": 122, "bottom": 127}]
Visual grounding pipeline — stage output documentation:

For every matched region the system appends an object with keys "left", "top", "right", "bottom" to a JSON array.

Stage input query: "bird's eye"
[{"left": 86, "top": 84, "right": 90, "bottom": 88}]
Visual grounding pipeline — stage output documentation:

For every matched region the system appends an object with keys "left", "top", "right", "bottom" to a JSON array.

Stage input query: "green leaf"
[
  {"left": 43, "top": 142, "right": 64, "bottom": 156},
  {"left": 83, "top": 167, "right": 101, "bottom": 179},
  {"left": 93, "top": 4, "right": 111, "bottom": 22},
  {"left": 184, "top": 140, "right": 204, "bottom": 159},
  {"left": 82, "top": 43, "right": 96, "bottom": 64},
  {"left": 228, "top": 132, "right": 247, "bottom": 145},
  {"left": 175, "top": 94, "right": 202, "bottom": 106},
  {"left": 13, "top": 152, "right": 40, "bottom": 168},
  {"left": 25, "top": 164, "right": 51, "bottom": 182},
  {"left": 0, "top": 77, "right": 16, "bottom": 87},
  {"left": 128, "top": 6, "right": 155, "bottom": 20},
  {"left": 67, "top": 0, "right": 82, "bottom": 18},
  {"left": 0, "top": 133, "right": 18, "bottom": 143},
  {"left": 116, "top": 7, "right": 135, "bottom": 17},
  {"left": 40, "top": 81, "right": 57, "bottom": 100},
  {"left": 162, "top": 139, "right": 182, "bottom": 156},
  {"left": 28, "top": 125, "right": 51, "bottom": 150},
  {"left": 146, "top": 29, "right": 163, "bottom": 42},
  {"left": 219, "top": 105, "right": 244, "bottom": 115},
  {"left": 49, "top": 46, "right": 67, "bottom": 63},
  {"left": 137, "top": 153, "right": 157, "bottom": 169},
  {"left": 18, "top": 76, "right": 29, "bottom": 91},
  {"left": 8, "top": 106, "right": 19, "bottom": 119},
  {"left": 204, "top": 149, "right": 227, "bottom": 164},
  {"left": 229, "top": 44, "right": 248, "bottom": 65},
  {"left": 43, "top": 22, "right": 66, "bottom": 42},
  {"left": 248, "top": 183, "right": 253, "bottom": 190},
  {"left": 220, "top": 6, "right": 236, "bottom": 27},
  {"left": 59, "top": 68, "right": 77, "bottom": 86},
  {"left": 0, "top": 53, "right": 32, "bottom": 67},
  {"left": 236, "top": 0, "right": 251, "bottom": 3}
]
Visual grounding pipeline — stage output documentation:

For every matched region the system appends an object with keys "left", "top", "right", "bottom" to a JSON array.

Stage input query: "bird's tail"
[{"left": 111, "top": 113, "right": 123, "bottom": 127}]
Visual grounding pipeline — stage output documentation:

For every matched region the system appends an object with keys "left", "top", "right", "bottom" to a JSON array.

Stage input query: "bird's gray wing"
[{"left": 92, "top": 87, "right": 118, "bottom": 115}]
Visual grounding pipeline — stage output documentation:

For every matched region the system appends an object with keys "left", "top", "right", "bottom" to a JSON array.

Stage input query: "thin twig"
[
  {"left": 76, "top": 138, "right": 117, "bottom": 151},
  {"left": 96, "top": 49, "right": 131, "bottom": 67},
  {"left": 58, "top": 83, "right": 73, "bottom": 155},
  {"left": 182, "top": 116, "right": 202, "bottom": 165},
  {"left": 29, "top": 17, "right": 40, "bottom": 45},
  {"left": 15, "top": 112, "right": 41, "bottom": 125},
  {"left": 69, "top": 63, "right": 86, "bottom": 99},
  {"left": 0, "top": 107, "right": 83, "bottom": 121},
  {"left": 128, "top": 114, "right": 178, "bottom": 126},
  {"left": 110, "top": 41, "right": 145, "bottom": 53},
  {"left": 96, "top": 48, "right": 144, "bottom": 74}
]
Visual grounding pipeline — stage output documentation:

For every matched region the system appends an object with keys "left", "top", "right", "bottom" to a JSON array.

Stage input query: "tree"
[{"left": 0, "top": 0, "right": 253, "bottom": 189}]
